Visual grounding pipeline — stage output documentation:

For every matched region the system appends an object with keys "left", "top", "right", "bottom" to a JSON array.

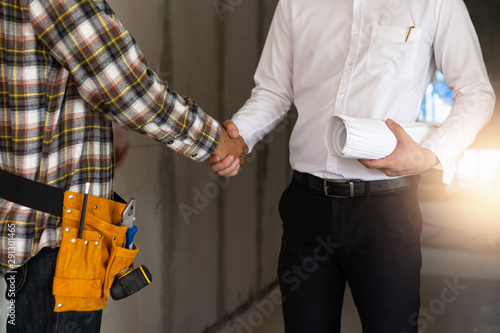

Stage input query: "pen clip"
[{"left": 405, "top": 26, "right": 416, "bottom": 42}]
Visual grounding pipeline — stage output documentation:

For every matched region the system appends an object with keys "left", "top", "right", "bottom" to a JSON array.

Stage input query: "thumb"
[
  {"left": 223, "top": 120, "right": 239, "bottom": 138},
  {"left": 386, "top": 118, "right": 410, "bottom": 142},
  {"left": 207, "top": 155, "right": 221, "bottom": 164}
]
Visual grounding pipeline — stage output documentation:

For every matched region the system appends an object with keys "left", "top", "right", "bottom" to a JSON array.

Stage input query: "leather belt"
[{"left": 292, "top": 170, "right": 419, "bottom": 198}]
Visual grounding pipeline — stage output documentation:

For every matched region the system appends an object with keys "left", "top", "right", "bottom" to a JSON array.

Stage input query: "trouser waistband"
[{"left": 292, "top": 170, "right": 419, "bottom": 198}]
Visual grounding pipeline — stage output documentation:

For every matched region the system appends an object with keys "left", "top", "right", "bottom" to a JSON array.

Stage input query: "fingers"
[
  {"left": 220, "top": 160, "right": 240, "bottom": 177},
  {"left": 210, "top": 155, "right": 241, "bottom": 177},
  {"left": 207, "top": 155, "right": 221, "bottom": 164},
  {"left": 358, "top": 119, "right": 409, "bottom": 168},
  {"left": 357, "top": 158, "right": 373, "bottom": 168},
  {"left": 357, "top": 158, "right": 387, "bottom": 170},
  {"left": 209, "top": 119, "right": 246, "bottom": 176},
  {"left": 223, "top": 120, "right": 239, "bottom": 138},
  {"left": 386, "top": 118, "right": 410, "bottom": 143},
  {"left": 357, "top": 119, "right": 438, "bottom": 177},
  {"left": 211, "top": 155, "right": 235, "bottom": 172}
]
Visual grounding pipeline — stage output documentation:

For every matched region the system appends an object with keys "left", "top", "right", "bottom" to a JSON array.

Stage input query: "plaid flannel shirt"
[{"left": 0, "top": 0, "right": 220, "bottom": 276}]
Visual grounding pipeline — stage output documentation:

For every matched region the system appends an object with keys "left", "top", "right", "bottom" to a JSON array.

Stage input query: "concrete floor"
[{"left": 218, "top": 181, "right": 500, "bottom": 333}]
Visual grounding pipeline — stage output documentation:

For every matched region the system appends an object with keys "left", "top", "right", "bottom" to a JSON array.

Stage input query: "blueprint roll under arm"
[{"left": 324, "top": 115, "right": 438, "bottom": 160}]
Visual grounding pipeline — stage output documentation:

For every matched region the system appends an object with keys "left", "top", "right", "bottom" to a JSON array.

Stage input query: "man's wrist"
[
  {"left": 212, "top": 123, "right": 227, "bottom": 158},
  {"left": 423, "top": 148, "right": 438, "bottom": 168}
]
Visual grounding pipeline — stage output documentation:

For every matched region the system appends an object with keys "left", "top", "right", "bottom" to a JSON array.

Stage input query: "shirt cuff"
[
  {"left": 184, "top": 116, "right": 221, "bottom": 162},
  {"left": 422, "top": 135, "right": 459, "bottom": 184},
  {"left": 231, "top": 117, "right": 259, "bottom": 153},
  {"left": 148, "top": 110, "right": 220, "bottom": 162}
]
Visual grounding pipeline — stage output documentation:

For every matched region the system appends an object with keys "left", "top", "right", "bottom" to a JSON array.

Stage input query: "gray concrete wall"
[
  {"left": 0, "top": 0, "right": 288, "bottom": 332},
  {"left": 101, "top": 1, "right": 167, "bottom": 332},
  {"left": 104, "top": 0, "right": 288, "bottom": 332}
]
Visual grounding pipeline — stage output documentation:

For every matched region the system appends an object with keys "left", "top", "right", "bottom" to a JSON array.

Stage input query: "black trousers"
[{"left": 277, "top": 177, "right": 422, "bottom": 333}]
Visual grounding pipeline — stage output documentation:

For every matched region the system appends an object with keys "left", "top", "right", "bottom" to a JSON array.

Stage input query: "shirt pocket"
[{"left": 366, "top": 25, "right": 421, "bottom": 81}]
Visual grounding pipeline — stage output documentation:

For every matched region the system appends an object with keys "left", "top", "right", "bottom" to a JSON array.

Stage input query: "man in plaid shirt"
[{"left": 0, "top": 0, "right": 247, "bottom": 331}]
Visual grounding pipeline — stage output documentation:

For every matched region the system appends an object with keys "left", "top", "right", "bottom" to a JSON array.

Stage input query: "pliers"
[{"left": 118, "top": 198, "right": 137, "bottom": 249}]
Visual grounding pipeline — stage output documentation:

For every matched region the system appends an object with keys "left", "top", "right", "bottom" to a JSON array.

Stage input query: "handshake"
[{"left": 210, "top": 120, "right": 247, "bottom": 177}]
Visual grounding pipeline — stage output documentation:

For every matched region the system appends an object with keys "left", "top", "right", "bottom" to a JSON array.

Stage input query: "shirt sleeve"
[
  {"left": 28, "top": 0, "right": 220, "bottom": 162},
  {"left": 422, "top": 0, "right": 496, "bottom": 183},
  {"left": 231, "top": 0, "right": 294, "bottom": 152}
]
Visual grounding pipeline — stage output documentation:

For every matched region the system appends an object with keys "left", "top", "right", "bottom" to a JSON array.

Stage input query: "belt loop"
[{"left": 365, "top": 181, "right": 371, "bottom": 199}]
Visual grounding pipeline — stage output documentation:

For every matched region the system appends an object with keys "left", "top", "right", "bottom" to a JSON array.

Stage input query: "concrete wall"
[
  {"left": 0, "top": 0, "right": 288, "bottom": 332},
  {"left": 104, "top": 0, "right": 288, "bottom": 332}
]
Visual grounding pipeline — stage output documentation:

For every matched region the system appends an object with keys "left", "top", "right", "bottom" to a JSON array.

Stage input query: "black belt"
[
  {"left": 0, "top": 168, "right": 125, "bottom": 217},
  {"left": 293, "top": 170, "right": 419, "bottom": 198}
]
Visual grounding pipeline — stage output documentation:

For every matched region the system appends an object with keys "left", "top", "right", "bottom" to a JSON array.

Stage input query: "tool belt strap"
[{"left": 0, "top": 168, "right": 125, "bottom": 216}]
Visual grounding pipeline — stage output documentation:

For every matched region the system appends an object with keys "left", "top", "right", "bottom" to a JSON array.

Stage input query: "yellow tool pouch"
[{"left": 53, "top": 191, "right": 139, "bottom": 312}]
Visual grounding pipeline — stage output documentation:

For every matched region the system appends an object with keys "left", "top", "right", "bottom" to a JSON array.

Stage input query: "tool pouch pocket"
[
  {"left": 53, "top": 191, "right": 139, "bottom": 312},
  {"left": 103, "top": 243, "right": 139, "bottom": 299}
]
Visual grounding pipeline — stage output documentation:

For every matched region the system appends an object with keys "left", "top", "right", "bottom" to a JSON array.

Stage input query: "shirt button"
[
  {"left": 167, "top": 140, "right": 174, "bottom": 145},
  {"left": 339, "top": 92, "right": 346, "bottom": 98},
  {"left": 347, "top": 60, "right": 353, "bottom": 66},
  {"left": 352, "top": 26, "right": 359, "bottom": 34}
]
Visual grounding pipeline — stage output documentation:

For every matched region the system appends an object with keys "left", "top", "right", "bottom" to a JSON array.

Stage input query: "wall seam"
[{"left": 161, "top": 0, "right": 174, "bottom": 331}]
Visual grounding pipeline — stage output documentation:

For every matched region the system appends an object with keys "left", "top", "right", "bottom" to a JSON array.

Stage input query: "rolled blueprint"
[{"left": 324, "top": 115, "right": 438, "bottom": 160}]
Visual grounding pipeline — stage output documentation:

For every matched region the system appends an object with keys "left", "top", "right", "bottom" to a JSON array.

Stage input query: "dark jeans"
[
  {"left": 4, "top": 247, "right": 102, "bottom": 333},
  {"left": 278, "top": 178, "right": 422, "bottom": 333}
]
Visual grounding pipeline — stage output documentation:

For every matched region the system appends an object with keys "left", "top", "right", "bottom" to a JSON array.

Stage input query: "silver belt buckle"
[{"left": 323, "top": 179, "right": 361, "bottom": 198}]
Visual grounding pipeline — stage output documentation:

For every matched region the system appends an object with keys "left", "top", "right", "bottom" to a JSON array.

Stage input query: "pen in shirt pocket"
[{"left": 405, "top": 26, "right": 416, "bottom": 42}]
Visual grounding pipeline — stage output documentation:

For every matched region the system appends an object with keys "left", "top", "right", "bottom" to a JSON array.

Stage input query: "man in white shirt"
[{"left": 209, "top": 0, "right": 495, "bottom": 331}]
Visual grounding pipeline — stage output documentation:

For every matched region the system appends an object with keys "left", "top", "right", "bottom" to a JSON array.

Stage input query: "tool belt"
[
  {"left": 0, "top": 169, "right": 139, "bottom": 312},
  {"left": 54, "top": 191, "right": 138, "bottom": 312}
]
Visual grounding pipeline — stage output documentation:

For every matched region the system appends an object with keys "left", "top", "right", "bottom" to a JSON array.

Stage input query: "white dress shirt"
[{"left": 232, "top": 0, "right": 495, "bottom": 183}]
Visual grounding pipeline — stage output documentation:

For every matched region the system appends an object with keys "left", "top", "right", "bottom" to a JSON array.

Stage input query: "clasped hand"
[
  {"left": 211, "top": 120, "right": 248, "bottom": 177},
  {"left": 358, "top": 119, "right": 438, "bottom": 176}
]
